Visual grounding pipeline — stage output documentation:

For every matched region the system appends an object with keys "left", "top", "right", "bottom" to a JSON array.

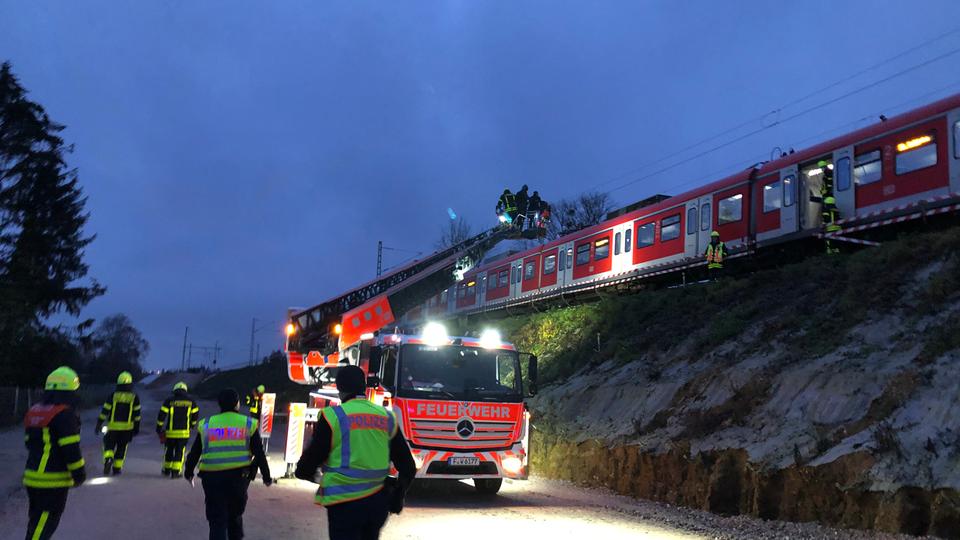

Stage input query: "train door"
[
  {"left": 510, "top": 260, "right": 523, "bottom": 298},
  {"left": 949, "top": 109, "right": 960, "bottom": 194},
  {"left": 557, "top": 243, "right": 573, "bottom": 286},
  {"left": 780, "top": 165, "right": 799, "bottom": 234},
  {"left": 696, "top": 195, "right": 713, "bottom": 254},
  {"left": 684, "top": 201, "right": 699, "bottom": 257},
  {"left": 833, "top": 146, "right": 855, "bottom": 217},
  {"left": 478, "top": 272, "right": 487, "bottom": 308}
]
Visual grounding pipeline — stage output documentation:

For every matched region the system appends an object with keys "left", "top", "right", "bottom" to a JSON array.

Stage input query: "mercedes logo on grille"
[{"left": 456, "top": 418, "right": 475, "bottom": 439}]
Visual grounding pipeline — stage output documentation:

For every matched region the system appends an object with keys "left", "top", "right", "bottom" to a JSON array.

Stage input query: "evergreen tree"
[{"left": 0, "top": 62, "right": 104, "bottom": 385}]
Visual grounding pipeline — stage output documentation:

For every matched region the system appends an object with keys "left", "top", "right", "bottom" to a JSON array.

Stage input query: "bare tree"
[
  {"left": 436, "top": 217, "right": 473, "bottom": 249},
  {"left": 547, "top": 191, "right": 616, "bottom": 239}
]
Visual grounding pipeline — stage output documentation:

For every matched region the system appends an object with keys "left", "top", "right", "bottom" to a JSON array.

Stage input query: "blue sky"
[{"left": 2, "top": 1, "right": 959, "bottom": 370}]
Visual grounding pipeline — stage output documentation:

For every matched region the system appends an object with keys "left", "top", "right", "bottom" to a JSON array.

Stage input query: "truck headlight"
[{"left": 502, "top": 456, "right": 523, "bottom": 474}]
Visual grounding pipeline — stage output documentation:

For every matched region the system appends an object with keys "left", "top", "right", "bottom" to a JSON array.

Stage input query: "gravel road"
[{"left": 0, "top": 385, "right": 935, "bottom": 539}]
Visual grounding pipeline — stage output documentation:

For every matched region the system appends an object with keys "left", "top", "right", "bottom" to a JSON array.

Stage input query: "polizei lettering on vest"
[
  {"left": 207, "top": 427, "right": 248, "bottom": 441},
  {"left": 415, "top": 402, "right": 511, "bottom": 418}
]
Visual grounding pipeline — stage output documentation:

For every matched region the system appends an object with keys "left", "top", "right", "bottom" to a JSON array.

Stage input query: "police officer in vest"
[
  {"left": 23, "top": 366, "right": 86, "bottom": 540},
  {"left": 95, "top": 371, "right": 141, "bottom": 476},
  {"left": 156, "top": 381, "right": 199, "bottom": 478},
  {"left": 184, "top": 388, "right": 272, "bottom": 540},
  {"left": 704, "top": 230, "right": 727, "bottom": 280},
  {"left": 295, "top": 365, "right": 416, "bottom": 540}
]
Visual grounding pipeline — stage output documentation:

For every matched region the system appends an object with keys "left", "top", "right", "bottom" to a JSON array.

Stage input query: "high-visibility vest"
[
  {"left": 705, "top": 242, "right": 726, "bottom": 269},
  {"left": 246, "top": 393, "right": 261, "bottom": 418},
  {"left": 198, "top": 412, "right": 257, "bottom": 472},
  {"left": 498, "top": 193, "right": 517, "bottom": 214},
  {"left": 23, "top": 404, "right": 85, "bottom": 488},
  {"left": 158, "top": 395, "right": 199, "bottom": 439},
  {"left": 102, "top": 391, "right": 140, "bottom": 431},
  {"left": 316, "top": 399, "right": 397, "bottom": 506}
]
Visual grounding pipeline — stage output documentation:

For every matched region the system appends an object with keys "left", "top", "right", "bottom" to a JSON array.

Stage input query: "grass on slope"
[{"left": 490, "top": 227, "right": 960, "bottom": 385}]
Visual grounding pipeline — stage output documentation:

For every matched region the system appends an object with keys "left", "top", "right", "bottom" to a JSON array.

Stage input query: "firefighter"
[
  {"left": 95, "top": 371, "right": 141, "bottom": 476},
  {"left": 245, "top": 384, "right": 265, "bottom": 420},
  {"left": 295, "top": 365, "right": 416, "bottom": 540},
  {"left": 515, "top": 184, "right": 530, "bottom": 229},
  {"left": 822, "top": 196, "right": 841, "bottom": 255},
  {"left": 704, "top": 231, "right": 727, "bottom": 280},
  {"left": 184, "top": 388, "right": 272, "bottom": 540},
  {"left": 528, "top": 190, "right": 542, "bottom": 229},
  {"left": 156, "top": 381, "right": 199, "bottom": 478},
  {"left": 495, "top": 189, "right": 517, "bottom": 225},
  {"left": 819, "top": 160, "right": 834, "bottom": 200},
  {"left": 23, "top": 366, "right": 86, "bottom": 540}
]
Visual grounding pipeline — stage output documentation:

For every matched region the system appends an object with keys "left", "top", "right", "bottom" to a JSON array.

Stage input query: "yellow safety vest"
[
  {"left": 198, "top": 412, "right": 256, "bottom": 472},
  {"left": 705, "top": 242, "right": 726, "bottom": 269}
]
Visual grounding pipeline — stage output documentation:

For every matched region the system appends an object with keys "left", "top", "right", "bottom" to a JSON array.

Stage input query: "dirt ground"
[{"left": 0, "top": 384, "right": 929, "bottom": 539}]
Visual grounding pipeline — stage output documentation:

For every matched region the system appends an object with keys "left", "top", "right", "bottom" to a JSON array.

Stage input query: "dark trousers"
[
  {"left": 163, "top": 438, "right": 188, "bottom": 474},
  {"left": 103, "top": 430, "right": 133, "bottom": 471},
  {"left": 201, "top": 470, "right": 250, "bottom": 540},
  {"left": 708, "top": 265, "right": 724, "bottom": 281},
  {"left": 326, "top": 489, "right": 390, "bottom": 540},
  {"left": 25, "top": 487, "right": 68, "bottom": 540}
]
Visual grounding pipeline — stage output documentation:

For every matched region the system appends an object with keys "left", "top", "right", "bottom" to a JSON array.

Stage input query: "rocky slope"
[{"left": 496, "top": 227, "right": 960, "bottom": 538}]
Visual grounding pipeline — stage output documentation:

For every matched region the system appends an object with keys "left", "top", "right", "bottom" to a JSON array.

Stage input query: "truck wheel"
[{"left": 474, "top": 478, "right": 502, "bottom": 495}]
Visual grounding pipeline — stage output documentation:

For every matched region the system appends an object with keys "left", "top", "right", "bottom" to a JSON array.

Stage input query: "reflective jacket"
[
  {"left": 496, "top": 192, "right": 517, "bottom": 214},
  {"left": 705, "top": 241, "right": 727, "bottom": 269},
  {"left": 157, "top": 391, "right": 199, "bottom": 439},
  {"left": 24, "top": 402, "right": 86, "bottom": 489},
  {"left": 245, "top": 392, "right": 262, "bottom": 419},
  {"left": 99, "top": 390, "right": 141, "bottom": 432},
  {"left": 316, "top": 399, "right": 397, "bottom": 506},
  {"left": 198, "top": 412, "right": 257, "bottom": 472}
]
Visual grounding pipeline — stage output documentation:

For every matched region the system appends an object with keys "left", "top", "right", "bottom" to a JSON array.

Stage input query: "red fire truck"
[{"left": 284, "top": 225, "right": 539, "bottom": 493}]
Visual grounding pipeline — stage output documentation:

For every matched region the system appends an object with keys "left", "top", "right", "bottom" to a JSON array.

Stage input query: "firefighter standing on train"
[
  {"left": 295, "top": 365, "right": 416, "bottom": 540},
  {"left": 156, "top": 381, "right": 199, "bottom": 478},
  {"left": 23, "top": 366, "right": 86, "bottom": 540},
  {"left": 704, "top": 230, "right": 727, "bottom": 280},
  {"left": 184, "top": 388, "right": 272, "bottom": 540},
  {"left": 95, "top": 371, "right": 141, "bottom": 476}
]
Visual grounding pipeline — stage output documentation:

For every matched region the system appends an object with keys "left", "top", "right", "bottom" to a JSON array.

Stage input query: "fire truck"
[{"left": 284, "top": 224, "right": 540, "bottom": 494}]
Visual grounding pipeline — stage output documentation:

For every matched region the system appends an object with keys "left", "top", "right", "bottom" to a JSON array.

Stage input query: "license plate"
[{"left": 448, "top": 457, "right": 480, "bottom": 466}]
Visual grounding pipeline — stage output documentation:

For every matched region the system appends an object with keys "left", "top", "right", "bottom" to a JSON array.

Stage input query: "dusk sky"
[{"left": 3, "top": 1, "right": 960, "bottom": 370}]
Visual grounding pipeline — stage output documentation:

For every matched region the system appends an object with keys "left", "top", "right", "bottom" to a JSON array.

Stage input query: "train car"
[{"left": 434, "top": 92, "right": 960, "bottom": 317}]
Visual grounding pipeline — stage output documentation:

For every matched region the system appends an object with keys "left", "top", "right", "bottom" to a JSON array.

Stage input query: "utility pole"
[
  {"left": 377, "top": 240, "right": 383, "bottom": 277},
  {"left": 214, "top": 340, "right": 220, "bottom": 368},
  {"left": 248, "top": 318, "right": 257, "bottom": 366},
  {"left": 187, "top": 344, "right": 193, "bottom": 370},
  {"left": 181, "top": 326, "right": 189, "bottom": 371},
  {"left": 256, "top": 343, "right": 260, "bottom": 363}
]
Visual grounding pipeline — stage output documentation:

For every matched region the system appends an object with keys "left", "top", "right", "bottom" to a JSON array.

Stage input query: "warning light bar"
[{"left": 897, "top": 135, "right": 932, "bottom": 152}]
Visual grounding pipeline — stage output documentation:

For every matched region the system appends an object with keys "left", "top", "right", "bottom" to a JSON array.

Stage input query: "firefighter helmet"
[
  {"left": 817, "top": 160, "right": 828, "bottom": 168},
  {"left": 117, "top": 371, "right": 133, "bottom": 385},
  {"left": 710, "top": 230, "right": 720, "bottom": 238},
  {"left": 256, "top": 384, "right": 265, "bottom": 394},
  {"left": 824, "top": 196, "right": 837, "bottom": 205},
  {"left": 173, "top": 381, "right": 188, "bottom": 392},
  {"left": 45, "top": 366, "right": 80, "bottom": 392}
]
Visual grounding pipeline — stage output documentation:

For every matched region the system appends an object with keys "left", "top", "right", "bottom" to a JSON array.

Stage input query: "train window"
[
  {"left": 636, "top": 222, "right": 655, "bottom": 248},
  {"left": 955, "top": 121, "right": 960, "bottom": 158},
  {"left": 717, "top": 194, "right": 743, "bottom": 225},
  {"left": 498, "top": 270, "right": 508, "bottom": 288},
  {"left": 687, "top": 207, "right": 697, "bottom": 235},
  {"left": 625, "top": 229, "right": 632, "bottom": 252},
  {"left": 543, "top": 254, "right": 557, "bottom": 275},
  {"left": 524, "top": 262, "right": 535, "bottom": 280},
  {"left": 466, "top": 281, "right": 476, "bottom": 296},
  {"left": 854, "top": 150, "right": 882, "bottom": 185},
  {"left": 700, "top": 203, "right": 711, "bottom": 231},
  {"left": 614, "top": 232, "right": 622, "bottom": 255},
  {"left": 763, "top": 181, "right": 781, "bottom": 213},
  {"left": 575, "top": 243, "right": 591, "bottom": 265},
  {"left": 566, "top": 248, "right": 573, "bottom": 269},
  {"left": 514, "top": 266, "right": 521, "bottom": 284},
  {"left": 594, "top": 238, "right": 610, "bottom": 261},
  {"left": 895, "top": 133, "right": 937, "bottom": 174},
  {"left": 558, "top": 250, "right": 566, "bottom": 271},
  {"left": 440, "top": 290, "right": 447, "bottom": 304},
  {"left": 783, "top": 175, "right": 796, "bottom": 207},
  {"left": 457, "top": 285, "right": 466, "bottom": 299},
  {"left": 660, "top": 214, "right": 680, "bottom": 241},
  {"left": 836, "top": 157, "right": 851, "bottom": 191}
]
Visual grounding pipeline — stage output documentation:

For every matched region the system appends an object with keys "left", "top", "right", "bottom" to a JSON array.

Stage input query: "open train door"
[{"left": 833, "top": 146, "right": 855, "bottom": 218}]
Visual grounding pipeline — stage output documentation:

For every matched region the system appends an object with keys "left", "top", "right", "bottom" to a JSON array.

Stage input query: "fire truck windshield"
[{"left": 396, "top": 344, "right": 522, "bottom": 402}]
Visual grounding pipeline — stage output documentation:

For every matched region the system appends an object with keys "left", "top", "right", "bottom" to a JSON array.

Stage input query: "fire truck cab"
[{"left": 301, "top": 322, "right": 537, "bottom": 494}]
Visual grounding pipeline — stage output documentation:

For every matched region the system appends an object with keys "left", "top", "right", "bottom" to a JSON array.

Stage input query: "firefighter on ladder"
[
  {"left": 496, "top": 189, "right": 517, "bottom": 226},
  {"left": 822, "top": 196, "right": 841, "bottom": 255},
  {"left": 704, "top": 230, "right": 727, "bottom": 280},
  {"left": 23, "top": 366, "right": 86, "bottom": 540},
  {"left": 157, "top": 381, "right": 199, "bottom": 478},
  {"left": 96, "top": 371, "right": 141, "bottom": 476}
]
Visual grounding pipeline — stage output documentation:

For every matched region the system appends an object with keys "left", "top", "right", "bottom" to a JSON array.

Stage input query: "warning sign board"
[
  {"left": 285, "top": 402, "right": 307, "bottom": 465},
  {"left": 259, "top": 393, "right": 276, "bottom": 439}
]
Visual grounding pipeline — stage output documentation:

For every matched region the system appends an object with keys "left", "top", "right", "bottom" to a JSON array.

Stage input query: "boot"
[
  {"left": 103, "top": 458, "right": 113, "bottom": 476},
  {"left": 112, "top": 468, "right": 122, "bottom": 476}
]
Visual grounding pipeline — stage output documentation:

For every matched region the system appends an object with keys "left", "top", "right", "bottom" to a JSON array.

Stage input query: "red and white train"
[{"left": 413, "top": 92, "right": 960, "bottom": 318}]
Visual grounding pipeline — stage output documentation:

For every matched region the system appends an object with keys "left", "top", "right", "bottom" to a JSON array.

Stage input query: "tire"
[{"left": 474, "top": 478, "right": 502, "bottom": 495}]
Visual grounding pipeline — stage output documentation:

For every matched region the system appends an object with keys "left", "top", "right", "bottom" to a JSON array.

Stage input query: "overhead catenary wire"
[{"left": 586, "top": 27, "right": 960, "bottom": 194}]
